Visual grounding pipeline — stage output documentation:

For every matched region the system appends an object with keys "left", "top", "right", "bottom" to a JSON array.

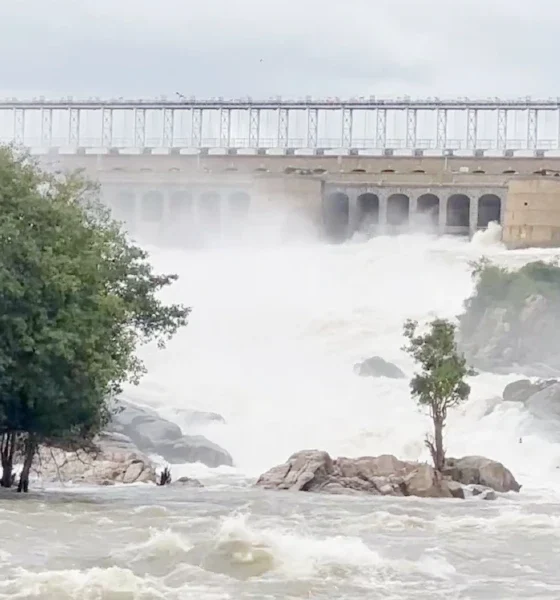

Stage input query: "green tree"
[
  {"left": 0, "top": 147, "right": 190, "bottom": 491},
  {"left": 402, "top": 318, "right": 474, "bottom": 472}
]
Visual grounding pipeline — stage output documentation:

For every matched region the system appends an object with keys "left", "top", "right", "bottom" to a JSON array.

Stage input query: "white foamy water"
[{"left": 3, "top": 220, "right": 560, "bottom": 598}]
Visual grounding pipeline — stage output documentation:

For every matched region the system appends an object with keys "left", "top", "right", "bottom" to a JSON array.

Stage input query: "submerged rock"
[
  {"left": 174, "top": 476, "right": 204, "bottom": 488},
  {"left": 108, "top": 399, "right": 233, "bottom": 468},
  {"left": 442, "top": 456, "right": 521, "bottom": 493},
  {"left": 257, "top": 450, "right": 521, "bottom": 499},
  {"left": 353, "top": 356, "right": 405, "bottom": 379}
]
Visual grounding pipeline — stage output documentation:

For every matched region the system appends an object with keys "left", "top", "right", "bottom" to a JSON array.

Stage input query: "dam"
[{"left": 4, "top": 96, "right": 560, "bottom": 247}]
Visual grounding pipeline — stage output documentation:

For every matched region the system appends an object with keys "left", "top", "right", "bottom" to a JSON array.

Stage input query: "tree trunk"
[
  {"left": 433, "top": 416, "right": 445, "bottom": 472},
  {"left": 1, "top": 432, "right": 16, "bottom": 488},
  {"left": 17, "top": 435, "right": 37, "bottom": 493}
]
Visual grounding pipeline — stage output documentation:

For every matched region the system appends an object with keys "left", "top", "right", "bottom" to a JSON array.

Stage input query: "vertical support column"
[
  {"left": 219, "top": 108, "right": 231, "bottom": 148},
  {"left": 346, "top": 189, "right": 360, "bottom": 236},
  {"left": 278, "top": 108, "right": 289, "bottom": 149},
  {"left": 527, "top": 108, "right": 537, "bottom": 151},
  {"left": 249, "top": 107, "right": 260, "bottom": 148},
  {"left": 191, "top": 108, "right": 202, "bottom": 147},
  {"left": 436, "top": 108, "right": 447, "bottom": 149},
  {"left": 439, "top": 195, "right": 448, "bottom": 235},
  {"left": 469, "top": 194, "right": 478, "bottom": 237},
  {"left": 497, "top": 108, "right": 507, "bottom": 151},
  {"left": 376, "top": 108, "right": 387, "bottom": 149},
  {"left": 557, "top": 107, "right": 560, "bottom": 150},
  {"left": 406, "top": 108, "right": 417, "bottom": 149},
  {"left": 134, "top": 108, "right": 146, "bottom": 148},
  {"left": 102, "top": 107, "right": 113, "bottom": 148},
  {"left": 408, "top": 193, "right": 418, "bottom": 229},
  {"left": 68, "top": 108, "right": 80, "bottom": 147},
  {"left": 307, "top": 108, "right": 318, "bottom": 149},
  {"left": 163, "top": 108, "right": 174, "bottom": 148},
  {"left": 378, "top": 189, "right": 389, "bottom": 234},
  {"left": 341, "top": 107, "right": 353, "bottom": 148},
  {"left": 466, "top": 108, "right": 477, "bottom": 150},
  {"left": 41, "top": 108, "right": 52, "bottom": 147},
  {"left": 13, "top": 108, "right": 24, "bottom": 146}
]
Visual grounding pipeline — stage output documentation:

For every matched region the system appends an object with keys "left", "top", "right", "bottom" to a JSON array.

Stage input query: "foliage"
[
  {"left": 0, "top": 147, "right": 190, "bottom": 488},
  {"left": 402, "top": 318, "right": 474, "bottom": 471}
]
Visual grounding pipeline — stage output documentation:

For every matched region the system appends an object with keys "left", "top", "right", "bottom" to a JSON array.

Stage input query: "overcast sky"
[{"left": 0, "top": 0, "right": 558, "bottom": 100}]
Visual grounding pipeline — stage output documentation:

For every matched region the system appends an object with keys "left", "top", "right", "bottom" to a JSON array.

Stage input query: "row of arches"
[
  {"left": 323, "top": 192, "right": 502, "bottom": 239},
  {"left": 110, "top": 190, "right": 252, "bottom": 224}
]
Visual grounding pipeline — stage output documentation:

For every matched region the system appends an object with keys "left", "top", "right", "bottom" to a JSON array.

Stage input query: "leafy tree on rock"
[
  {"left": 402, "top": 318, "right": 474, "bottom": 472},
  {"left": 0, "top": 147, "right": 190, "bottom": 491}
]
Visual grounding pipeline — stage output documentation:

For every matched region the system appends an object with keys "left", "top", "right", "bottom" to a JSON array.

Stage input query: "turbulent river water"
[{"left": 2, "top": 220, "right": 560, "bottom": 599}]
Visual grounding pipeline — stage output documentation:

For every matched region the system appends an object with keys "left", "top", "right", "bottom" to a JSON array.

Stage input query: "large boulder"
[
  {"left": 503, "top": 379, "right": 556, "bottom": 404},
  {"left": 256, "top": 450, "right": 453, "bottom": 498},
  {"left": 442, "top": 456, "right": 521, "bottom": 493},
  {"left": 353, "top": 356, "right": 405, "bottom": 379},
  {"left": 36, "top": 438, "right": 157, "bottom": 485},
  {"left": 525, "top": 382, "right": 560, "bottom": 421},
  {"left": 108, "top": 399, "right": 233, "bottom": 468}
]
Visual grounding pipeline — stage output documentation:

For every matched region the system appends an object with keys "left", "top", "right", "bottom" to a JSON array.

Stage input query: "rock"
[
  {"left": 36, "top": 441, "right": 157, "bottom": 485},
  {"left": 470, "top": 485, "right": 497, "bottom": 500},
  {"left": 156, "top": 435, "right": 233, "bottom": 467},
  {"left": 503, "top": 379, "right": 556, "bottom": 404},
  {"left": 443, "top": 456, "right": 521, "bottom": 493},
  {"left": 256, "top": 450, "right": 453, "bottom": 498},
  {"left": 353, "top": 356, "right": 405, "bottom": 379},
  {"left": 108, "top": 399, "right": 233, "bottom": 468},
  {"left": 445, "top": 479, "right": 466, "bottom": 499},
  {"left": 177, "top": 409, "right": 226, "bottom": 426},
  {"left": 459, "top": 290, "right": 560, "bottom": 377},
  {"left": 525, "top": 382, "right": 560, "bottom": 421},
  {"left": 174, "top": 476, "right": 204, "bottom": 488}
]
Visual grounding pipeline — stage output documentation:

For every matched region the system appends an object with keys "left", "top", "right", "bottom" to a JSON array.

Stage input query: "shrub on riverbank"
[{"left": 0, "top": 147, "right": 190, "bottom": 491}]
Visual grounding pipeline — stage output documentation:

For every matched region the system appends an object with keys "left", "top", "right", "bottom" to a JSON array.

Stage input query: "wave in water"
[{"left": 125, "top": 220, "right": 560, "bottom": 492}]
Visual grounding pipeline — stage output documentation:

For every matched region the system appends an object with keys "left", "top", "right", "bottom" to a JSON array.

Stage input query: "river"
[{"left": 1, "top": 221, "right": 560, "bottom": 598}]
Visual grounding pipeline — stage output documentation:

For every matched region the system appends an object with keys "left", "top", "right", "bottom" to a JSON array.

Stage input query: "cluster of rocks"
[
  {"left": 37, "top": 398, "right": 231, "bottom": 486},
  {"left": 256, "top": 450, "right": 520, "bottom": 500}
]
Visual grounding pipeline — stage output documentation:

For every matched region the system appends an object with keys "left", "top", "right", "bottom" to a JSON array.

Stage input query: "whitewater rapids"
[{"left": 2, "top": 221, "right": 560, "bottom": 598}]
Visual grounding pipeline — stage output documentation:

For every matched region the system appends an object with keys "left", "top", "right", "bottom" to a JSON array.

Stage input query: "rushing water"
[{"left": 2, "top": 220, "right": 560, "bottom": 599}]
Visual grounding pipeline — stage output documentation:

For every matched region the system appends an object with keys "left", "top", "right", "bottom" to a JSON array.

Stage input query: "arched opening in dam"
[
  {"left": 111, "top": 190, "right": 136, "bottom": 225},
  {"left": 416, "top": 193, "right": 440, "bottom": 228},
  {"left": 446, "top": 194, "right": 470, "bottom": 228},
  {"left": 357, "top": 193, "right": 379, "bottom": 227},
  {"left": 387, "top": 193, "right": 410, "bottom": 226},
  {"left": 323, "top": 192, "right": 349, "bottom": 241},
  {"left": 199, "top": 192, "right": 221, "bottom": 228},
  {"left": 228, "top": 191, "right": 251, "bottom": 219},
  {"left": 141, "top": 191, "right": 165, "bottom": 222},
  {"left": 478, "top": 194, "right": 501, "bottom": 228},
  {"left": 169, "top": 191, "right": 193, "bottom": 223}
]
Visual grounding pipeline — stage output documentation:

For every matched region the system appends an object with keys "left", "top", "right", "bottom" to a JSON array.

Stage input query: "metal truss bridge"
[{"left": 2, "top": 97, "right": 560, "bottom": 154}]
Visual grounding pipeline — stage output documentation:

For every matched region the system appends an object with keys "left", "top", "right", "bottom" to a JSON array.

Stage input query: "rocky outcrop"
[
  {"left": 108, "top": 399, "right": 233, "bottom": 468},
  {"left": 36, "top": 436, "right": 157, "bottom": 485},
  {"left": 502, "top": 379, "right": 556, "bottom": 404},
  {"left": 353, "top": 356, "right": 405, "bottom": 379},
  {"left": 442, "top": 456, "right": 521, "bottom": 493},
  {"left": 256, "top": 450, "right": 453, "bottom": 498},
  {"left": 459, "top": 290, "right": 560, "bottom": 377},
  {"left": 256, "top": 450, "right": 520, "bottom": 499}
]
